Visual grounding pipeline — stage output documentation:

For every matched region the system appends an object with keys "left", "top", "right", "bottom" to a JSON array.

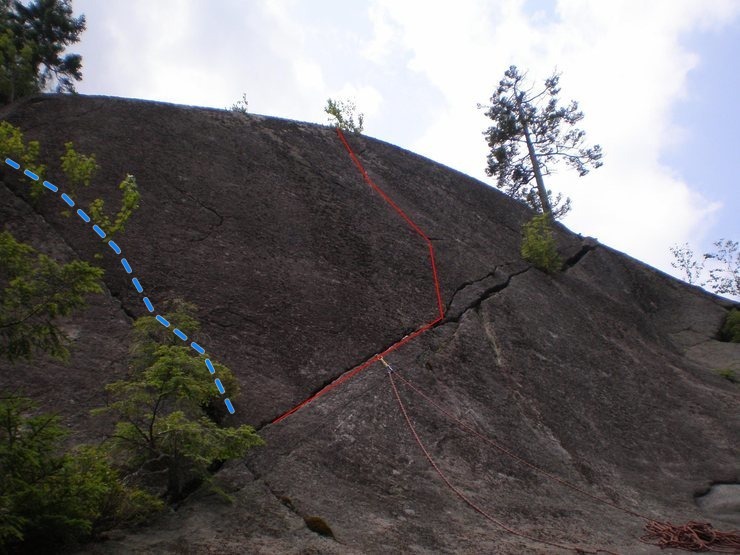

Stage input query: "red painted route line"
[
  {"left": 272, "top": 317, "right": 442, "bottom": 424},
  {"left": 271, "top": 129, "right": 445, "bottom": 425},
  {"left": 335, "top": 129, "right": 445, "bottom": 318}
]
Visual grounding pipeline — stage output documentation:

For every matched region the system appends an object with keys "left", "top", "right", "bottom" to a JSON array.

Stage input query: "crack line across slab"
[{"left": 2, "top": 155, "right": 236, "bottom": 414}]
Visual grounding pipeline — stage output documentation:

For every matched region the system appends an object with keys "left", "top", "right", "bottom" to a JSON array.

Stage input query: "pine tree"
[
  {"left": 0, "top": 0, "right": 86, "bottom": 104},
  {"left": 0, "top": 230, "right": 104, "bottom": 362},
  {"left": 95, "top": 301, "right": 264, "bottom": 501},
  {"left": 480, "top": 65, "right": 603, "bottom": 219}
]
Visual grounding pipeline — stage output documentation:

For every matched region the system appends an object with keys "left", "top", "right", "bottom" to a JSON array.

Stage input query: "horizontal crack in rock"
[{"left": 441, "top": 267, "right": 531, "bottom": 325}]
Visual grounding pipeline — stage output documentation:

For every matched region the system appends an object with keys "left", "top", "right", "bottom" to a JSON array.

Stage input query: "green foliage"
[
  {"left": 718, "top": 309, "right": 740, "bottom": 343},
  {"left": 58, "top": 142, "right": 140, "bottom": 238},
  {"left": 480, "top": 65, "right": 603, "bottom": 219},
  {"left": 0, "top": 121, "right": 45, "bottom": 195},
  {"left": 521, "top": 213, "right": 562, "bottom": 273},
  {"left": 715, "top": 367, "right": 737, "bottom": 384},
  {"left": 670, "top": 239, "right": 739, "bottom": 298},
  {"left": 229, "top": 92, "right": 248, "bottom": 114},
  {"left": 0, "top": 231, "right": 104, "bottom": 362},
  {"left": 0, "top": 122, "right": 140, "bottom": 238},
  {"left": 0, "top": 28, "right": 37, "bottom": 104},
  {"left": 0, "top": 394, "right": 162, "bottom": 553},
  {"left": 0, "top": 0, "right": 86, "bottom": 104},
  {"left": 669, "top": 243, "right": 703, "bottom": 286},
  {"left": 325, "top": 97, "right": 364, "bottom": 133},
  {"left": 60, "top": 140, "right": 99, "bottom": 195},
  {"left": 95, "top": 302, "right": 263, "bottom": 501},
  {"left": 87, "top": 174, "right": 140, "bottom": 239},
  {"left": 704, "top": 240, "right": 739, "bottom": 297},
  {"left": 304, "top": 515, "right": 335, "bottom": 539}
]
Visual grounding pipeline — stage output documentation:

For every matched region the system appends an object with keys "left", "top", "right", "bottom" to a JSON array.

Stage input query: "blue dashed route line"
[{"left": 4, "top": 157, "right": 235, "bottom": 414}]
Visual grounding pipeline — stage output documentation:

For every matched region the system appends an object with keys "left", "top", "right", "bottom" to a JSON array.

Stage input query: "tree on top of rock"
[
  {"left": 0, "top": 0, "right": 86, "bottom": 105},
  {"left": 325, "top": 97, "right": 364, "bottom": 134},
  {"left": 480, "top": 65, "right": 603, "bottom": 220}
]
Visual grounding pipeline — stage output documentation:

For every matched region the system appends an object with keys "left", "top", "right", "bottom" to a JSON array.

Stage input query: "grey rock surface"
[{"left": 0, "top": 95, "right": 738, "bottom": 554}]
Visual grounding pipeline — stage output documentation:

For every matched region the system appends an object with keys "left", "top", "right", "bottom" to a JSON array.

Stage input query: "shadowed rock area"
[{"left": 1, "top": 95, "right": 738, "bottom": 554}]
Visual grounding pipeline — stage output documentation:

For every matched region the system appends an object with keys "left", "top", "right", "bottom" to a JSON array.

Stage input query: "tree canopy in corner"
[{"left": 0, "top": 0, "right": 86, "bottom": 105}]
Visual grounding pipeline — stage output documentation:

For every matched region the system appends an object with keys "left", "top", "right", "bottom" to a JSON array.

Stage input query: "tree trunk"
[
  {"left": 516, "top": 94, "right": 552, "bottom": 217},
  {"left": 168, "top": 454, "right": 187, "bottom": 500}
]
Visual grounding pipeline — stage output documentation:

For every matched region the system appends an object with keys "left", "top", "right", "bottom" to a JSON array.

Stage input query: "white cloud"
[
  {"left": 292, "top": 60, "right": 326, "bottom": 92},
  {"left": 362, "top": 3, "right": 398, "bottom": 64},
  {"left": 333, "top": 84, "right": 383, "bottom": 117}
]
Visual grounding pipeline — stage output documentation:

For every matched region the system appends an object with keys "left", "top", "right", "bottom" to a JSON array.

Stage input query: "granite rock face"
[{"left": 1, "top": 95, "right": 738, "bottom": 554}]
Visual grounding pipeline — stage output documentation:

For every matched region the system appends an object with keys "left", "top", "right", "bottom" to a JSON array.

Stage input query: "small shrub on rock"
[
  {"left": 716, "top": 368, "right": 737, "bottom": 383},
  {"left": 718, "top": 308, "right": 740, "bottom": 343},
  {"left": 521, "top": 213, "right": 562, "bottom": 273}
]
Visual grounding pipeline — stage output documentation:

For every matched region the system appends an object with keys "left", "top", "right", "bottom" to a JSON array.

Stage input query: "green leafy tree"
[
  {"left": 670, "top": 239, "right": 739, "bottom": 298},
  {"left": 0, "top": 0, "right": 86, "bottom": 104},
  {"left": 58, "top": 141, "right": 141, "bottom": 238},
  {"left": 88, "top": 174, "right": 140, "bottom": 238},
  {"left": 325, "top": 97, "right": 364, "bottom": 133},
  {"left": 0, "top": 230, "right": 104, "bottom": 362},
  {"left": 521, "top": 213, "right": 562, "bottom": 273},
  {"left": 60, "top": 140, "right": 98, "bottom": 194},
  {"left": 95, "top": 302, "right": 263, "bottom": 501},
  {"left": 480, "top": 65, "right": 603, "bottom": 219},
  {"left": 1, "top": 123, "right": 141, "bottom": 236},
  {"left": 229, "top": 92, "right": 248, "bottom": 114},
  {"left": 0, "top": 26, "right": 37, "bottom": 104},
  {"left": 0, "top": 394, "right": 162, "bottom": 553},
  {"left": 0, "top": 121, "right": 45, "bottom": 180}
]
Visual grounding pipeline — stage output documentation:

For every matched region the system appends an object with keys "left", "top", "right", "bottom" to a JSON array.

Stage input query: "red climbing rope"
[
  {"left": 335, "top": 128, "right": 445, "bottom": 320},
  {"left": 271, "top": 129, "right": 446, "bottom": 425},
  {"left": 271, "top": 320, "right": 440, "bottom": 424},
  {"left": 391, "top": 366, "right": 740, "bottom": 553},
  {"left": 388, "top": 369, "right": 619, "bottom": 555},
  {"left": 393, "top": 371, "right": 648, "bottom": 520},
  {"left": 641, "top": 521, "right": 740, "bottom": 553}
]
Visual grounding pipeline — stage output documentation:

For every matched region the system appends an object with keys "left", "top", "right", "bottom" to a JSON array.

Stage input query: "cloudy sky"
[{"left": 72, "top": 0, "right": 739, "bottom": 283}]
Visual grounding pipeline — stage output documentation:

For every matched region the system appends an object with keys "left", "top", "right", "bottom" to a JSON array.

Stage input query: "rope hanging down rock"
[
  {"left": 641, "top": 520, "right": 740, "bottom": 553},
  {"left": 386, "top": 364, "right": 617, "bottom": 555},
  {"left": 387, "top": 361, "right": 740, "bottom": 553}
]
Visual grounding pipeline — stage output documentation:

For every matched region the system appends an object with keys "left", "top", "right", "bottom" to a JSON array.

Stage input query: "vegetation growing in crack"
[
  {"left": 0, "top": 299, "right": 264, "bottom": 552},
  {"left": 715, "top": 367, "right": 737, "bottom": 384},
  {"left": 0, "top": 230, "right": 103, "bottom": 362},
  {"left": 0, "top": 394, "right": 162, "bottom": 553},
  {"left": 0, "top": 122, "right": 44, "bottom": 180},
  {"left": 60, "top": 140, "right": 98, "bottom": 195},
  {"left": 718, "top": 308, "right": 740, "bottom": 343},
  {"left": 0, "top": 234, "right": 159, "bottom": 552},
  {"left": 229, "top": 92, "right": 249, "bottom": 114},
  {"left": 325, "top": 97, "right": 364, "bottom": 133},
  {"left": 94, "top": 300, "right": 264, "bottom": 502},
  {"left": 520, "top": 213, "right": 562, "bottom": 273},
  {"left": 0, "top": 122, "right": 141, "bottom": 243}
]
